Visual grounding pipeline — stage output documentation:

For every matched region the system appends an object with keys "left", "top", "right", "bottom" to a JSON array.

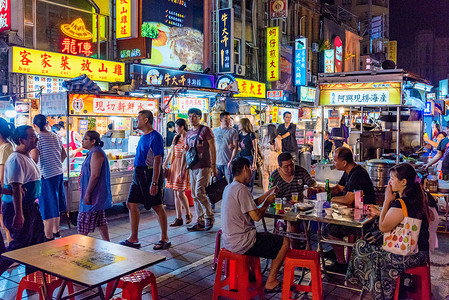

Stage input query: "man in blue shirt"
[{"left": 121, "top": 110, "right": 170, "bottom": 250}]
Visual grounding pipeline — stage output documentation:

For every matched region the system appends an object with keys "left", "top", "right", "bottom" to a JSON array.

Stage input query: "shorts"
[
  {"left": 127, "top": 167, "right": 164, "bottom": 210},
  {"left": 244, "top": 232, "right": 284, "bottom": 259},
  {"left": 326, "top": 224, "right": 360, "bottom": 239},
  {"left": 77, "top": 210, "right": 107, "bottom": 235}
]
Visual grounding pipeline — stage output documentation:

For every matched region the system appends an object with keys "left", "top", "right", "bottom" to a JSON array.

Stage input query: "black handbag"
[
  {"left": 206, "top": 177, "right": 228, "bottom": 204},
  {"left": 186, "top": 125, "right": 204, "bottom": 169}
]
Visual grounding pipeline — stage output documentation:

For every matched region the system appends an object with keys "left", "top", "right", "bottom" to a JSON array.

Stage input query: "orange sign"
[{"left": 69, "top": 94, "right": 158, "bottom": 116}]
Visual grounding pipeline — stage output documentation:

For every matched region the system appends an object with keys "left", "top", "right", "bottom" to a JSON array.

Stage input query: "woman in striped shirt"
[{"left": 31, "top": 115, "right": 67, "bottom": 241}]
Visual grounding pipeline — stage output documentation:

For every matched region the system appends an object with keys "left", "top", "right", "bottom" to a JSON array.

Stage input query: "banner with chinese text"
[
  {"left": 116, "top": 0, "right": 138, "bottom": 39},
  {"left": 234, "top": 79, "right": 266, "bottom": 98},
  {"left": 295, "top": 37, "right": 307, "bottom": 86},
  {"left": 0, "top": 0, "right": 11, "bottom": 32},
  {"left": 218, "top": 8, "right": 234, "bottom": 73},
  {"left": 10, "top": 47, "right": 125, "bottom": 82},
  {"left": 68, "top": 94, "right": 158, "bottom": 116},
  {"left": 387, "top": 40, "right": 397, "bottom": 66},
  {"left": 324, "top": 49, "right": 335, "bottom": 73},
  {"left": 270, "top": 0, "right": 287, "bottom": 19},
  {"left": 267, "top": 27, "right": 280, "bottom": 81},
  {"left": 319, "top": 82, "right": 402, "bottom": 106},
  {"left": 130, "top": 64, "right": 215, "bottom": 88}
]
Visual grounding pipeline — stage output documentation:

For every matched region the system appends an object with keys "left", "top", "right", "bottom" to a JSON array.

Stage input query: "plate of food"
[{"left": 295, "top": 202, "right": 315, "bottom": 211}]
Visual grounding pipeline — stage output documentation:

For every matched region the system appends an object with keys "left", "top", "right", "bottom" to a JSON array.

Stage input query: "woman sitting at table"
[{"left": 346, "top": 163, "right": 430, "bottom": 300}]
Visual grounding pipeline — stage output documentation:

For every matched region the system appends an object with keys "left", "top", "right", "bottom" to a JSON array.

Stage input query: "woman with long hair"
[
  {"left": 78, "top": 131, "right": 112, "bottom": 240},
  {"left": 238, "top": 118, "right": 258, "bottom": 192},
  {"left": 260, "top": 124, "right": 281, "bottom": 192},
  {"left": 163, "top": 119, "right": 192, "bottom": 226},
  {"left": 346, "top": 163, "right": 430, "bottom": 299},
  {"left": 0, "top": 118, "right": 14, "bottom": 244},
  {"left": 31, "top": 114, "right": 67, "bottom": 241}
]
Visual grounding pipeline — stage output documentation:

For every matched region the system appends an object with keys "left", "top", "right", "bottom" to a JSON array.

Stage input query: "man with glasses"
[
  {"left": 269, "top": 152, "right": 318, "bottom": 248},
  {"left": 183, "top": 108, "right": 217, "bottom": 231},
  {"left": 277, "top": 112, "right": 298, "bottom": 164}
]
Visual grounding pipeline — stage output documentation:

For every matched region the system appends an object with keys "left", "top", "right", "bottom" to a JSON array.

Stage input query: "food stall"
[
  {"left": 315, "top": 69, "right": 427, "bottom": 188},
  {"left": 40, "top": 92, "right": 158, "bottom": 222}
]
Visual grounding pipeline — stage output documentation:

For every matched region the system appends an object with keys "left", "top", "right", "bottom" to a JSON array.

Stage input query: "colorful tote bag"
[{"left": 382, "top": 198, "right": 422, "bottom": 255}]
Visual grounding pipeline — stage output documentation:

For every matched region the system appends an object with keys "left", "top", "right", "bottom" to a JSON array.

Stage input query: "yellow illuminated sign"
[
  {"left": 10, "top": 47, "right": 125, "bottom": 82},
  {"left": 61, "top": 18, "right": 93, "bottom": 40},
  {"left": 234, "top": 78, "right": 266, "bottom": 99},
  {"left": 267, "top": 27, "right": 280, "bottom": 81},
  {"left": 387, "top": 41, "right": 397, "bottom": 65},
  {"left": 319, "top": 82, "right": 402, "bottom": 106},
  {"left": 116, "top": 0, "right": 132, "bottom": 39}
]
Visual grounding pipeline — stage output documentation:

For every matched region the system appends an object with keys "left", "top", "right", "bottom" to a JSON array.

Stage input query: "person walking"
[
  {"left": 238, "top": 118, "right": 258, "bottom": 193},
  {"left": 213, "top": 112, "right": 238, "bottom": 183},
  {"left": 31, "top": 114, "right": 67, "bottom": 241},
  {"left": 277, "top": 111, "right": 298, "bottom": 164},
  {"left": 78, "top": 131, "right": 112, "bottom": 241},
  {"left": 0, "top": 118, "right": 14, "bottom": 247},
  {"left": 0, "top": 126, "right": 44, "bottom": 275},
  {"left": 166, "top": 121, "right": 176, "bottom": 147},
  {"left": 260, "top": 124, "right": 281, "bottom": 192},
  {"left": 184, "top": 108, "right": 217, "bottom": 232},
  {"left": 163, "top": 119, "right": 192, "bottom": 226},
  {"left": 121, "top": 110, "right": 170, "bottom": 250}
]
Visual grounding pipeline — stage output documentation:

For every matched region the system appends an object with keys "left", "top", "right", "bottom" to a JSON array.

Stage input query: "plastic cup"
[
  {"left": 275, "top": 198, "right": 282, "bottom": 211},
  {"left": 317, "top": 192, "right": 327, "bottom": 202},
  {"left": 292, "top": 193, "right": 299, "bottom": 203}
]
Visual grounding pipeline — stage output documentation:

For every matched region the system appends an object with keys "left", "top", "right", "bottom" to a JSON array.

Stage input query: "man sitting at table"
[
  {"left": 269, "top": 152, "right": 320, "bottom": 248},
  {"left": 326, "top": 146, "right": 376, "bottom": 274},
  {"left": 221, "top": 157, "right": 289, "bottom": 293}
]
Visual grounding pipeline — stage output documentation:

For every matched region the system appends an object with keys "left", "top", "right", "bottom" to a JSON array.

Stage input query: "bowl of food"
[
  {"left": 295, "top": 203, "right": 314, "bottom": 211},
  {"left": 339, "top": 207, "right": 353, "bottom": 216}
]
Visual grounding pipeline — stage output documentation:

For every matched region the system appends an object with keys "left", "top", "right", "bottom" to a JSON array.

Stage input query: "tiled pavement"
[{"left": 0, "top": 191, "right": 447, "bottom": 299}]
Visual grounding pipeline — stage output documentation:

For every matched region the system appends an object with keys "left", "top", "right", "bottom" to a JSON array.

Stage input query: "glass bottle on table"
[{"left": 324, "top": 179, "right": 332, "bottom": 208}]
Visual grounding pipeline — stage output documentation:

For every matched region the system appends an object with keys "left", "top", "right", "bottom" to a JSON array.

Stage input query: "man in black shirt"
[
  {"left": 277, "top": 112, "right": 298, "bottom": 164},
  {"left": 326, "top": 147, "right": 376, "bottom": 273},
  {"left": 323, "top": 131, "right": 333, "bottom": 159}
]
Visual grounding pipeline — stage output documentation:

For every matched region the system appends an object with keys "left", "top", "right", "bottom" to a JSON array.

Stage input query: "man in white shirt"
[
  {"left": 213, "top": 112, "right": 238, "bottom": 183},
  {"left": 221, "top": 157, "right": 289, "bottom": 293}
]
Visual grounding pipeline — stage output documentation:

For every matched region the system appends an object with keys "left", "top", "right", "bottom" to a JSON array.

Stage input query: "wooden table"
[{"left": 2, "top": 234, "right": 166, "bottom": 300}]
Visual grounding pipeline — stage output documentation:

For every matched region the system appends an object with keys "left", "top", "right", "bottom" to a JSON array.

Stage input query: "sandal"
[
  {"left": 120, "top": 239, "right": 141, "bottom": 249},
  {"left": 169, "top": 218, "right": 183, "bottom": 227},
  {"left": 264, "top": 281, "right": 283, "bottom": 294},
  {"left": 185, "top": 213, "right": 193, "bottom": 224},
  {"left": 153, "top": 240, "right": 171, "bottom": 250}
]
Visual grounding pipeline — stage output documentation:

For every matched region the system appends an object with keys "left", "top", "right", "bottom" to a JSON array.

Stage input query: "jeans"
[
  {"left": 217, "top": 164, "right": 232, "bottom": 184},
  {"left": 189, "top": 168, "right": 214, "bottom": 224},
  {"left": 241, "top": 155, "right": 256, "bottom": 194}
]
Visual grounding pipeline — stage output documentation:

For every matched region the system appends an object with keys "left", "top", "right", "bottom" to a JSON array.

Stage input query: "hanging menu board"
[{"left": 41, "top": 92, "right": 68, "bottom": 116}]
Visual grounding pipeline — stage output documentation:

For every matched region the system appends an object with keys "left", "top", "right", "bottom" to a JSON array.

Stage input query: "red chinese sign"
[
  {"left": 61, "top": 38, "right": 93, "bottom": 57},
  {"left": 0, "top": 0, "right": 11, "bottom": 33}
]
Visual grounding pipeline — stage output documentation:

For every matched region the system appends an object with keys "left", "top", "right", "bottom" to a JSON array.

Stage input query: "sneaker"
[
  {"left": 327, "top": 262, "right": 348, "bottom": 274},
  {"left": 187, "top": 223, "right": 205, "bottom": 232},
  {"left": 205, "top": 218, "right": 215, "bottom": 231},
  {"left": 53, "top": 232, "right": 61, "bottom": 238}
]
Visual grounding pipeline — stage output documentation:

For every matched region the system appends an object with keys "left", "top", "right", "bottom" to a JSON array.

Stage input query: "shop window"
[
  {"left": 234, "top": 38, "right": 241, "bottom": 65},
  {"left": 233, "top": 0, "right": 242, "bottom": 19}
]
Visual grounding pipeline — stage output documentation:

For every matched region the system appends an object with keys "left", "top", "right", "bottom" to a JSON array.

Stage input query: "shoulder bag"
[
  {"left": 186, "top": 125, "right": 204, "bottom": 169},
  {"left": 382, "top": 198, "right": 422, "bottom": 255}
]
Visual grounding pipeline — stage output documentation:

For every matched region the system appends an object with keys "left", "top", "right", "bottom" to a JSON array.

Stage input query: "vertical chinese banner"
[
  {"left": 334, "top": 36, "right": 343, "bottom": 72},
  {"left": 218, "top": 8, "right": 234, "bottom": 73},
  {"left": 387, "top": 40, "right": 397, "bottom": 66},
  {"left": 0, "top": 0, "right": 11, "bottom": 33},
  {"left": 116, "top": 0, "right": 137, "bottom": 39},
  {"left": 295, "top": 37, "right": 307, "bottom": 86},
  {"left": 267, "top": 27, "right": 280, "bottom": 82},
  {"left": 324, "top": 49, "right": 335, "bottom": 73}
]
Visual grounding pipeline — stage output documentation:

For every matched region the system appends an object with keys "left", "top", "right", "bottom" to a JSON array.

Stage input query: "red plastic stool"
[
  {"left": 186, "top": 189, "right": 194, "bottom": 206},
  {"left": 282, "top": 249, "right": 322, "bottom": 300},
  {"left": 213, "top": 229, "right": 223, "bottom": 271},
  {"left": 16, "top": 271, "right": 75, "bottom": 300},
  {"left": 212, "top": 248, "right": 264, "bottom": 300},
  {"left": 105, "top": 270, "right": 159, "bottom": 300},
  {"left": 393, "top": 264, "right": 431, "bottom": 300}
]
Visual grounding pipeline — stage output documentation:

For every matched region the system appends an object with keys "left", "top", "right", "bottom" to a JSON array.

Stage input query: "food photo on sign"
[{"left": 140, "top": 0, "right": 204, "bottom": 72}]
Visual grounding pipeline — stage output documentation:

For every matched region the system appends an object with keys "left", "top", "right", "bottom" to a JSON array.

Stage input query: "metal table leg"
[
  {"left": 40, "top": 271, "right": 50, "bottom": 300},
  {"left": 55, "top": 279, "right": 67, "bottom": 300}
]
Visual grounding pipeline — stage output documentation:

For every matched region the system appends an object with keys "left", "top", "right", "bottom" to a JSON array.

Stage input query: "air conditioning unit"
[
  {"left": 234, "top": 64, "right": 246, "bottom": 76},
  {"left": 311, "top": 42, "right": 319, "bottom": 53}
]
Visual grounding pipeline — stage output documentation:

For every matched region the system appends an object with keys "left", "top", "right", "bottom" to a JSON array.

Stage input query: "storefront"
[{"left": 40, "top": 92, "right": 157, "bottom": 221}]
